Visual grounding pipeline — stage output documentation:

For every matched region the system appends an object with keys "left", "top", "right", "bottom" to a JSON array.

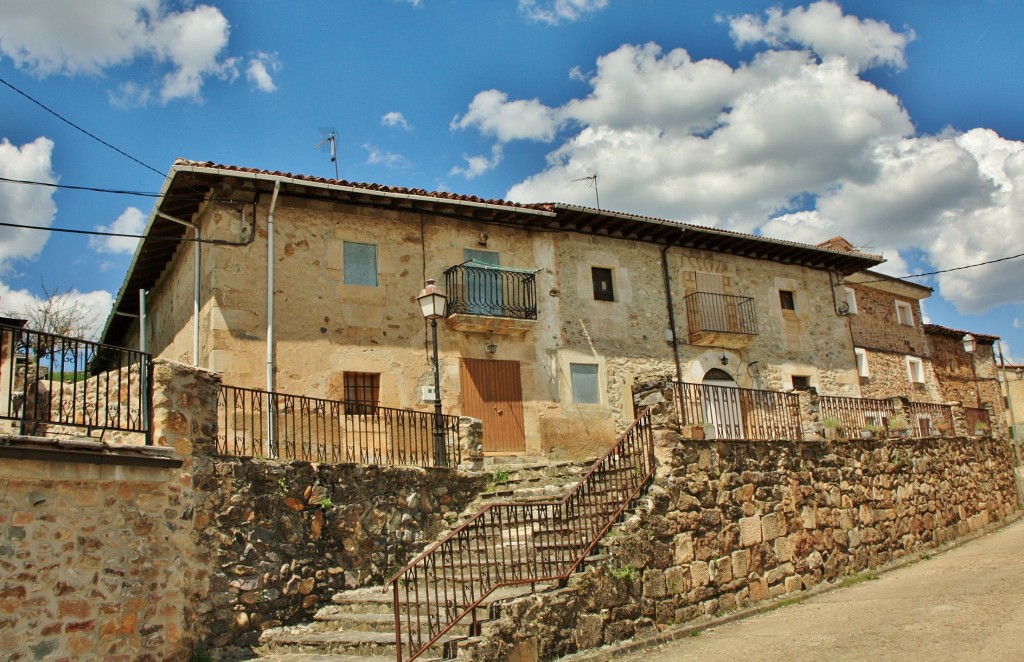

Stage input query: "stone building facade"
[
  {"left": 101, "top": 162, "right": 883, "bottom": 459},
  {"left": 924, "top": 324, "right": 1005, "bottom": 430}
]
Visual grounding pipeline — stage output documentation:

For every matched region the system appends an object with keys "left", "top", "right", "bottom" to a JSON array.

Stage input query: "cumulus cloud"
[
  {"left": 450, "top": 2, "right": 1024, "bottom": 315},
  {"left": 0, "top": 1, "right": 252, "bottom": 103},
  {"left": 519, "top": 0, "right": 609, "bottom": 25},
  {"left": 382, "top": 111, "right": 412, "bottom": 130},
  {"left": 363, "top": 144, "right": 408, "bottom": 169},
  {"left": 450, "top": 145, "right": 504, "bottom": 180},
  {"left": 90, "top": 206, "right": 145, "bottom": 255},
  {"left": 0, "top": 281, "right": 113, "bottom": 339},
  {"left": 0, "top": 137, "right": 58, "bottom": 266},
  {"left": 246, "top": 52, "right": 279, "bottom": 92}
]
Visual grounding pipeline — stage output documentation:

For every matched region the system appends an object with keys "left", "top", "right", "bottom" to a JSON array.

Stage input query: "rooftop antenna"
[
  {"left": 571, "top": 171, "right": 600, "bottom": 210},
  {"left": 314, "top": 127, "right": 339, "bottom": 179}
]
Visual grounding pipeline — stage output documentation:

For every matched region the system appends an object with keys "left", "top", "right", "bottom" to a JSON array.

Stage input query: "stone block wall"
[{"left": 470, "top": 433, "right": 1020, "bottom": 661}]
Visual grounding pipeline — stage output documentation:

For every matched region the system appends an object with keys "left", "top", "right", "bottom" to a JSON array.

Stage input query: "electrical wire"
[
  {"left": 0, "top": 176, "right": 163, "bottom": 198},
  {"left": 0, "top": 220, "right": 247, "bottom": 246},
  {"left": 0, "top": 76, "right": 165, "bottom": 179},
  {"left": 859, "top": 250, "right": 1024, "bottom": 283}
]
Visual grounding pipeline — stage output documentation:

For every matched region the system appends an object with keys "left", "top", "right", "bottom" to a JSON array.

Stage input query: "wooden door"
[{"left": 460, "top": 358, "right": 525, "bottom": 453}]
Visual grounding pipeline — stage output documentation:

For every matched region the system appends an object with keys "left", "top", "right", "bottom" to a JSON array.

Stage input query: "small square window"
[
  {"left": 906, "top": 356, "right": 924, "bottom": 384},
  {"left": 779, "top": 290, "right": 796, "bottom": 310},
  {"left": 895, "top": 300, "right": 914, "bottom": 326},
  {"left": 570, "top": 363, "right": 600, "bottom": 404},
  {"left": 343, "top": 372, "right": 380, "bottom": 414},
  {"left": 791, "top": 375, "right": 810, "bottom": 390},
  {"left": 592, "top": 267, "right": 615, "bottom": 302},
  {"left": 344, "top": 241, "right": 378, "bottom": 286}
]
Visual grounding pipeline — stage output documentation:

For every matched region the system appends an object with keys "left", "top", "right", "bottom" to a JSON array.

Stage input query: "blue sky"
[{"left": 1, "top": 0, "right": 1023, "bottom": 358}]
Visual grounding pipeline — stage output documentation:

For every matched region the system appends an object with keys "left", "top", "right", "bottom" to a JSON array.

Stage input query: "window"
[
  {"left": 779, "top": 290, "right": 795, "bottom": 310},
  {"left": 895, "top": 300, "right": 914, "bottom": 326},
  {"left": 906, "top": 356, "right": 924, "bottom": 384},
  {"left": 570, "top": 363, "right": 600, "bottom": 404},
  {"left": 844, "top": 287, "right": 858, "bottom": 314},
  {"left": 791, "top": 375, "right": 811, "bottom": 390},
  {"left": 343, "top": 372, "right": 380, "bottom": 414},
  {"left": 592, "top": 267, "right": 614, "bottom": 301},
  {"left": 855, "top": 348, "right": 869, "bottom": 378},
  {"left": 344, "top": 241, "right": 378, "bottom": 286}
]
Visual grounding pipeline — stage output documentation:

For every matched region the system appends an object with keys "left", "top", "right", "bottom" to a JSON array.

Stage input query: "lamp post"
[
  {"left": 417, "top": 279, "right": 448, "bottom": 467},
  {"left": 962, "top": 333, "right": 982, "bottom": 409}
]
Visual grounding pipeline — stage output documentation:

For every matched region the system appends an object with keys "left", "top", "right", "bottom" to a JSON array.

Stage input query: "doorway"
[
  {"left": 701, "top": 368, "right": 743, "bottom": 439},
  {"left": 460, "top": 358, "right": 526, "bottom": 453}
]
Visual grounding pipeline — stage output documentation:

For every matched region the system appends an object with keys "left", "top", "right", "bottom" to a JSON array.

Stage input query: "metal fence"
[
  {"left": 217, "top": 385, "right": 460, "bottom": 467},
  {"left": 674, "top": 382, "right": 801, "bottom": 440},
  {"left": 906, "top": 402, "right": 955, "bottom": 437},
  {"left": 0, "top": 322, "right": 151, "bottom": 440},
  {"left": 964, "top": 406, "right": 991, "bottom": 435},
  {"left": 819, "top": 395, "right": 899, "bottom": 438},
  {"left": 444, "top": 263, "right": 537, "bottom": 320},
  {"left": 683, "top": 292, "right": 758, "bottom": 336},
  {"left": 388, "top": 410, "right": 655, "bottom": 662}
]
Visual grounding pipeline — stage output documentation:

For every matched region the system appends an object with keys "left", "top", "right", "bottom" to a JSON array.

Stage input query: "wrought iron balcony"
[
  {"left": 684, "top": 291, "right": 758, "bottom": 347},
  {"left": 444, "top": 262, "right": 537, "bottom": 333}
]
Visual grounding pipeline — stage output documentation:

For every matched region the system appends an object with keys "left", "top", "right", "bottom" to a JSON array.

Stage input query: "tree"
[{"left": 2, "top": 281, "right": 98, "bottom": 340}]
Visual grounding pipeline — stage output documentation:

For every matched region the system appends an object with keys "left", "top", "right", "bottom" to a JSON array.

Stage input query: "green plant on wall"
[
  {"left": 610, "top": 564, "right": 638, "bottom": 581},
  {"left": 319, "top": 496, "right": 334, "bottom": 511}
]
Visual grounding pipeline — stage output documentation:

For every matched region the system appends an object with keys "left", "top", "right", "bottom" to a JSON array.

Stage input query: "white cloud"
[
  {"left": 363, "top": 144, "right": 408, "bottom": 169},
  {"left": 382, "top": 111, "right": 412, "bottom": 130},
  {"left": 0, "top": 1, "right": 250, "bottom": 104},
  {"left": 90, "top": 206, "right": 145, "bottom": 255},
  {"left": 725, "top": 1, "right": 915, "bottom": 73},
  {"left": 449, "top": 5, "right": 1024, "bottom": 315},
  {"left": 1015, "top": 318, "right": 1021, "bottom": 330},
  {"left": 450, "top": 145, "right": 504, "bottom": 180},
  {"left": 519, "top": 0, "right": 609, "bottom": 25},
  {"left": 246, "top": 52, "right": 279, "bottom": 93},
  {"left": 0, "top": 281, "right": 113, "bottom": 339},
  {"left": 0, "top": 137, "right": 58, "bottom": 266}
]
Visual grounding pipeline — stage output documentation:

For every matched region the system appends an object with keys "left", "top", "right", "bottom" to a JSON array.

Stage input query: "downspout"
[
  {"left": 266, "top": 181, "right": 281, "bottom": 394},
  {"left": 661, "top": 244, "right": 684, "bottom": 386},
  {"left": 157, "top": 212, "right": 200, "bottom": 366}
]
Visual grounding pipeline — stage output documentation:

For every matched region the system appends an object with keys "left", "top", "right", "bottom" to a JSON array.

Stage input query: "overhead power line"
[
  {"left": 0, "top": 220, "right": 248, "bottom": 246},
  {"left": 860, "top": 250, "right": 1024, "bottom": 283},
  {"left": 0, "top": 76, "right": 165, "bottom": 179}
]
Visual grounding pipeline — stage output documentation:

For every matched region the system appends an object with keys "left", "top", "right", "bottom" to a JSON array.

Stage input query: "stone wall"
[
  {"left": 927, "top": 331, "right": 1004, "bottom": 427},
  {"left": 469, "top": 424, "right": 1020, "bottom": 660}
]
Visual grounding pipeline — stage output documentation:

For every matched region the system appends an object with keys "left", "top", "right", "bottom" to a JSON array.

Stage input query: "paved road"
[{"left": 612, "top": 516, "right": 1024, "bottom": 662}]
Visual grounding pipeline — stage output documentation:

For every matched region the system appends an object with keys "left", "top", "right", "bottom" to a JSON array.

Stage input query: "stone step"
[{"left": 257, "top": 626, "right": 466, "bottom": 659}]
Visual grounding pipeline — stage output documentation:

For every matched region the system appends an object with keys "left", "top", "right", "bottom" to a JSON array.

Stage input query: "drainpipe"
[
  {"left": 661, "top": 244, "right": 684, "bottom": 386},
  {"left": 157, "top": 212, "right": 201, "bottom": 366},
  {"left": 266, "top": 181, "right": 282, "bottom": 394}
]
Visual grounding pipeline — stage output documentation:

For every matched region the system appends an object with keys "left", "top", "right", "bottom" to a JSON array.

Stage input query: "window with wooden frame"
[
  {"left": 343, "top": 372, "right": 380, "bottom": 414},
  {"left": 591, "top": 267, "right": 615, "bottom": 301},
  {"left": 906, "top": 356, "right": 924, "bottom": 384},
  {"left": 895, "top": 300, "right": 914, "bottom": 326},
  {"left": 791, "top": 375, "right": 811, "bottom": 390},
  {"left": 779, "top": 290, "right": 796, "bottom": 310}
]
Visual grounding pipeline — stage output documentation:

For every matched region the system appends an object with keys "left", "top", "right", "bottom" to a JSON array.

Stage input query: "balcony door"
[
  {"left": 464, "top": 249, "right": 503, "bottom": 316},
  {"left": 702, "top": 368, "right": 743, "bottom": 440},
  {"left": 460, "top": 358, "right": 525, "bottom": 453}
]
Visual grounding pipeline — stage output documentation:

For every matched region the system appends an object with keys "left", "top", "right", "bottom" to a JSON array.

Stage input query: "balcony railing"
[
  {"left": 444, "top": 262, "right": 537, "bottom": 320},
  {"left": 819, "top": 395, "right": 898, "bottom": 438},
  {"left": 674, "top": 382, "right": 801, "bottom": 440},
  {"left": 217, "top": 385, "right": 460, "bottom": 467},
  {"left": 1, "top": 322, "right": 151, "bottom": 441},
  {"left": 964, "top": 406, "right": 991, "bottom": 435},
  {"left": 684, "top": 292, "right": 758, "bottom": 336}
]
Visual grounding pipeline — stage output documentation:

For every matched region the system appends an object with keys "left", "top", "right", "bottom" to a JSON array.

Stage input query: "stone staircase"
[{"left": 248, "top": 459, "right": 609, "bottom": 661}]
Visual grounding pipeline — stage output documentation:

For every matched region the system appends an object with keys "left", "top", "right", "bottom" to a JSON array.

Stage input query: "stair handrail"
[{"left": 385, "top": 409, "right": 655, "bottom": 661}]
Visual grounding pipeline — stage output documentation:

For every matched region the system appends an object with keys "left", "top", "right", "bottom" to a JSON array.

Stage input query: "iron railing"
[
  {"left": 684, "top": 292, "right": 758, "bottom": 336},
  {"left": 675, "top": 382, "right": 800, "bottom": 440},
  {"left": 444, "top": 263, "right": 537, "bottom": 320},
  {"left": 0, "top": 322, "right": 151, "bottom": 440},
  {"left": 964, "top": 406, "right": 991, "bottom": 435},
  {"left": 387, "top": 410, "right": 655, "bottom": 661},
  {"left": 217, "top": 385, "right": 460, "bottom": 467},
  {"left": 906, "top": 402, "right": 954, "bottom": 437},
  {"left": 819, "top": 395, "right": 898, "bottom": 438}
]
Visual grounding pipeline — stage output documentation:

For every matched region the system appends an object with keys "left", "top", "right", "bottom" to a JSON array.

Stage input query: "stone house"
[
  {"left": 924, "top": 324, "right": 1005, "bottom": 428},
  {"left": 100, "top": 161, "right": 883, "bottom": 459},
  {"left": 998, "top": 363, "right": 1024, "bottom": 440}
]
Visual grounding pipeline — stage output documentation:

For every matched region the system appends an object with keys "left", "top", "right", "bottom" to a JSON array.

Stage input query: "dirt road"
[{"left": 599, "top": 516, "right": 1024, "bottom": 661}]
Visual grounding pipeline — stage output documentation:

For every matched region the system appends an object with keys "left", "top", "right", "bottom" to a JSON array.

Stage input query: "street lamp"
[
  {"left": 417, "top": 279, "right": 448, "bottom": 467},
  {"left": 962, "top": 333, "right": 982, "bottom": 409}
]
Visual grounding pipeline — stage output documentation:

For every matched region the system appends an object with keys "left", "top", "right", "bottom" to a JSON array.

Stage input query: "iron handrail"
[
  {"left": 386, "top": 410, "right": 655, "bottom": 661},
  {"left": 218, "top": 384, "right": 460, "bottom": 467},
  {"left": 443, "top": 263, "right": 538, "bottom": 320},
  {"left": 0, "top": 322, "right": 151, "bottom": 441}
]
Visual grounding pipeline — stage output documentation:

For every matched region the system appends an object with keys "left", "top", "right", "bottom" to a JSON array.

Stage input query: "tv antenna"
[
  {"left": 314, "top": 127, "right": 339, "bottom": 179},
  {"left": 571, "top": 172, "right": 600, "bottom": 210}
]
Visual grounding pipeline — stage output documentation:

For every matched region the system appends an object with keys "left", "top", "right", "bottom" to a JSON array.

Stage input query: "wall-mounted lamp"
[
  {"left": 485, "top": 343, "right": 498, "bottom": 357},
  {"left": 720, "top": 352, "right": 729, "bottom": 366}
]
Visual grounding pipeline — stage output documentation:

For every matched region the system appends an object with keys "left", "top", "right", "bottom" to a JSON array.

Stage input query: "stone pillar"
[
  {"left": 887, "top": 396, "right": 911, "bottom": 437},
  {"left": 150, "top": 359, "right": 221, "bottom": 456},
  {"left": 458, "top": 416, "right": 484, "bottom": 470},
  {"left": 632, "top": 373, "right": 679, "bottom": 433},
  {"left": 950, "top": 402, "right": 968, "bottom": 437},
  {"left": 795, "top": 388, "right": 821, "bottom": 441}
]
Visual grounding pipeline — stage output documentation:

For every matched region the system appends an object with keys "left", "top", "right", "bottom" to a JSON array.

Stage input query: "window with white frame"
[
  {"left": 844, "top": 287, "right": 858, "bottom": 314},
  {"left": 569, "top": 363, "right": 601, "bottom": 404},
  {"left": 895, "top": 300, "right": 914, "bottom": 326},
  {"left": 906, "top": 356, "right": 924, "bottom": 384},
  {"left": 855, "top": 348, "right": 869, "bottom": 378},
  {"left": 344, "top": 241, "right": 378, "bottom": 286}
]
